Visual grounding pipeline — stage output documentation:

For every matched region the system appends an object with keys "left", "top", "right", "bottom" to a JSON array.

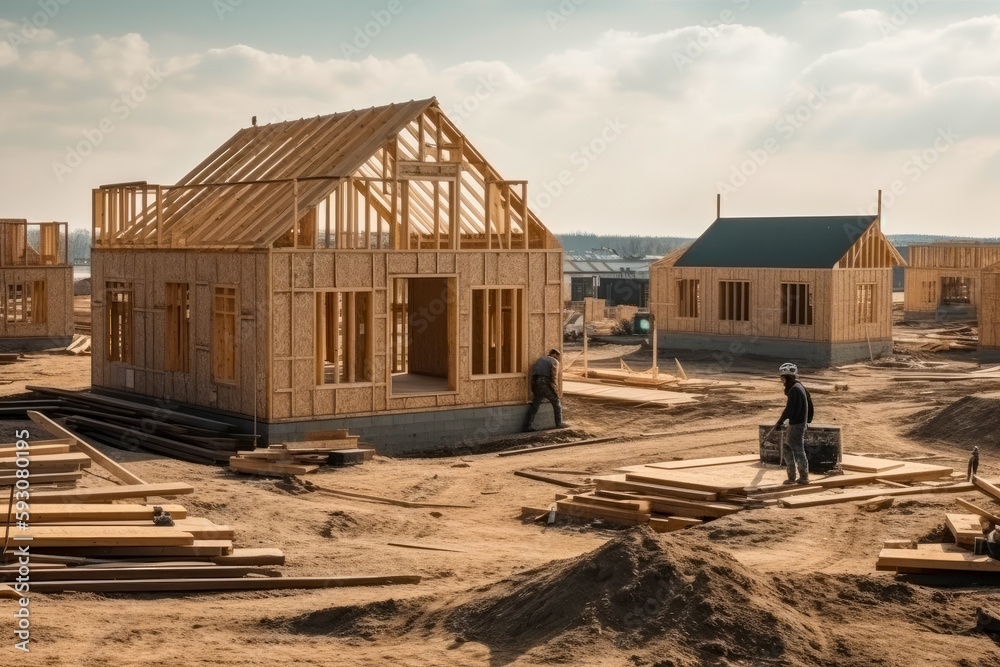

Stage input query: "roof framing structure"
[{"left": 92, "top": 98, "right": 557, "bottom": 251}]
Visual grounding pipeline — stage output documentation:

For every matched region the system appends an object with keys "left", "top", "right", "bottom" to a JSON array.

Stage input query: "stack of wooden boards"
[
  {"left": 0, "top": 435, "right": 419, "bottom": 594},
  {"left": 230, "top": 432, "right": 374, "bottom": 477},
  {"left": 0, "top": 386, "right": 258, "bottom": 464},
  {"left": 61, "top": 333, "right": 92, "bottom": 355},
  {"left": 0, "top": 353, "right": 22, "bottom": 366},
  {"left": 534, "top": 453, "right": 968, "bottom": 531},
  {"left": 877, "top": 476, "right": 1000, "bottom": 575},
  {"left": 0, "top": 436, "right": 92, "bottom": 489}
]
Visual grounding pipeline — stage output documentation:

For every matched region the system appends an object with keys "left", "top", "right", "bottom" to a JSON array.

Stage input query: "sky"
[{"left": 1, "top": 0, "right": 999, "bottom": 238}]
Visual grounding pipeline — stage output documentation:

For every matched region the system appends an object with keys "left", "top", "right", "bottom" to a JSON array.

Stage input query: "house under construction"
[
  {"left": 90, "top": 98, "right": 563, "bottom": 454},
  {"left": 0, "top": 219, "right": 74, "bottom": 350},
  {"left": 650, "top": 195, "right": 905, "bottom": 364}
]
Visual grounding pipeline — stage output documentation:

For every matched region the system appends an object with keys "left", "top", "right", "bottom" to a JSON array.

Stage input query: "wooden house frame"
[
  {"left": 90, "top": 99, "right": 563, "bottom": 453},
  {"left": 979, "top": 261, "right": 1000, "bottom": 352},
  {"left": 0, "top": 219, "right": 74, "bottom": 349},
  {"left": 649, "top": 196, "right": 905, "bottom": 365},
  {"left": 902, "top": 242, "right": 1000, "bottom": 321}
]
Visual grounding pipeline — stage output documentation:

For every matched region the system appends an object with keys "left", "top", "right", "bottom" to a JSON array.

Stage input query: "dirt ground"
[{"left": 3, "top": 341, "right": 1000, "bottom": 666}]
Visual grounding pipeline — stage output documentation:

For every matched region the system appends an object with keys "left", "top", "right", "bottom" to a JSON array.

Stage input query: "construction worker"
[
  {"left": 524, "top": 349, "right": 567, "bottom": 431},
  {"left": 773, "top": 362, "right": 814, "bottom": 485}
]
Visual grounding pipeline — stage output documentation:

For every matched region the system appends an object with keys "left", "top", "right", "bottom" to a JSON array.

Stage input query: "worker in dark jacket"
[
  {"left": 524, "top": 349, "right": 567, "bottom": 431},
  {"left": 773, "top": 362, "right": 814, "bottom": 485}
]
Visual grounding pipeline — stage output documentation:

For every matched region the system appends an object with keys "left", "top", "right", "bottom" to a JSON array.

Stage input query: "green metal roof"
[{"left": 674, "top": 215, "right": 879, "bottom": 269}]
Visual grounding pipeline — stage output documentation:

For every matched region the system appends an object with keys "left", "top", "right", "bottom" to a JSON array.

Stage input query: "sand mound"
[
  {"left": 447, "top": 529, "right": 825, "bottom": 665},
  {"left": 267, "top": 528, "right": 1000, "bottom": 665},
  {"left": 910, "top": 393, "right": 1000, "bottom": 451}
]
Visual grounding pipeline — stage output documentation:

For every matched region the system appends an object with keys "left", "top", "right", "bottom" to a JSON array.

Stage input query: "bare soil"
[{"left": 2, "top": 345, "right": 1000, "bottom": 666}]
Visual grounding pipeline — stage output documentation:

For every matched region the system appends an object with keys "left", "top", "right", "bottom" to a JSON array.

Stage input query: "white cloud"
[{"left": 1, "top": 12, "right": 999, "bottom": 236}]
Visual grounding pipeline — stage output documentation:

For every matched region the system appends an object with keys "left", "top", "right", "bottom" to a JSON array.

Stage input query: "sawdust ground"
[{"left": 1, "top": 348, "right": 1000, "bottom": 665}]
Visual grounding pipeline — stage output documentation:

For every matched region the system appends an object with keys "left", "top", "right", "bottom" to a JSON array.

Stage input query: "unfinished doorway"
[{"left": 391, "top": 276, "right": 456, "bottom": 395}]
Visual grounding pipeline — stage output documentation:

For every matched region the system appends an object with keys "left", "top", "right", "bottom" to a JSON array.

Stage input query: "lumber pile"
[
  {"left": 0, "top": 386, "right": 258, "bottom": 464},
  {"left": 0, "top": 444, "right": 419, "bottom": 594},
  {"left": 0, "top": 353, "right": 22, "bottom": 365},
  {"left": 0, "top": 437, "right": 92, "bottom": 489},
  {"left": 229, "top": 433, "right": 373, "bottom": 477},
  {"left": 61, "top": 333, "right": 92, "bottom": 355},
  {"left": 529, "top": 453, "right": 962, "bottom": 532},
  {"left": 876, "top": 477, "right": 1000, "bottom": 575}
]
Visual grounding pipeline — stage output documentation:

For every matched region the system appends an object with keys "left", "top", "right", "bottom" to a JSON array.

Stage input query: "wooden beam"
[
  {"left": 27, "top": 411, "right": 146, "bottom": 486},
  {"left": 29, "top": 483, "right": 194, "bottom": 504},
  {"left": 28, "top": 574, "right": 421, "bottom": 593}
]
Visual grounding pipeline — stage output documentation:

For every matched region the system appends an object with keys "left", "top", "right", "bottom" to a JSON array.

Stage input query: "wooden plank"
[
  {"left": 0, "top": 443, "right": 72, "bottom": 456},
  {"left": 513, "top": 470, "right": 584, "bottom": 488},
  {"left": 877, "top": 548, "right": 1000, "bottom": 573},
  {"left": 497, "top": 437, "right": 617, "bottom": 457},
  {"left": 946, "top": 513, "right": 983, "bottom": 546},
  {"left": 17, "top": 526, "right": 195, "bottom": 547},
  {"left": 36, "top": 540, "right": 231, "bottom": 558},
  {"left": 568, "top": 493, "right": 651, "bottom": 513},
  {"left": 594, "top": 475, "right": 718, "bottom": 501},
  {"left": 0, "top": 566, "right": 269, "bottom": 582},
  {"left": 0, "top": 452, "right": 91, "bottom": 470},
  {"left": 211, "top": 548, "right": 285, "bottom": 566},
  {"left": 41, "top": 520, "right": 233, "bottom": 540},
  {"left": 595, "top": 489, "right": 742, "bottom": 518},
  {"left": 840, "top": 455, "right": 906, "bottom": 474},
  {"left": 29, "top": 574, "right": 421, "bottom": 593},
  {"left": 973, "top": 476, "right": 1000, "bottom": 504},
  {"left": 229, "top": 457, "right": 319, "bottom": 476},
  {"left": 29, "top": 483, "right": 194, "bottom": 503},
  {"left": 645, "top": 454, "right": 760, "bottom": 471},
  {"left": 780, "top": 482, "right": 974, "bottom": 508},
  {"left": 956, "top": 498, "right": 1000, "bottom": 524},
  {"left": 4, "top": 504, "right": 188, "bottom": 522},
  {"left": 0, "top": 472, "right": 83, "bottom": 486},
  {"left": 555, "top": 500, "right": 650, "bottom": 526},
  {"left": 387, "top": 542, "right": 466, "bottom": 553},
  {"left": 648, "top": 516, "right": 702, "bottom": 533}
]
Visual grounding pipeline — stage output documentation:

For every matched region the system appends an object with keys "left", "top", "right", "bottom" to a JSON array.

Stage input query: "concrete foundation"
[
  {"left": 657, "top": 331, "right": 892, "bottom": 366},
  {"left": 903, "top": 311, "right": 936, "bottom": 321},
  {"left": 92, "top": 387, "right": 555, "bottom": 457},
  {"left": 936, "top": 304, "right": 977, "bottom": 322},
  {"left": 0, "top": 336, "right": 74, "bottom": 353}
]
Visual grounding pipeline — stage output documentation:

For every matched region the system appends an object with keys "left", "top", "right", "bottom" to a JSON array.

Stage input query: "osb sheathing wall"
[
  {"left": 980, "top": 269, "right": 1000, "bottom": 350},
  {"left": 270, "top": 248, "right": 563, "bottom": 421},
  {"left": 903, "top": 245, "right": 1000, "bottom": 314},
  {"left": 0, "top": 266, "right": 73, "bottom": 339},
  {"left": 90, "top": 248, "right": 269, "bottom": 417},
  {"left": 649, "top": 262, "right": 892, "bottom": 344}
]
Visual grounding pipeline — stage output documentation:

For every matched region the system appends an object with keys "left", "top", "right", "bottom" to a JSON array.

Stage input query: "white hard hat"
[{"left": 779, "top": 362, "right": 798, "bottom": 377}]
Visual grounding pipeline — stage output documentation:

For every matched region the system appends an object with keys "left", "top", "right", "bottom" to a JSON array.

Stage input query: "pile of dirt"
[
  {"left": 446, "top": 530, "right": 827, "bottom": 666},
  {"left": 909, "top": 393, "right": 1000, "bottom": 450},
  {"left": 267, "top": 528, "right": 1000, "bottom": 665},
  {"left": 74, "top": 277, "right": 91, "bottom": 295}
]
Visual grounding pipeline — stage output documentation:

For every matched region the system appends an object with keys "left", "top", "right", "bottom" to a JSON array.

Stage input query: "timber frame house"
[
  {"left": 0, "top": 219, "right": 74, "bottom": 348},
  {"left": 902, "top": 242, "right": 1000, "bottom": 322},
  {"left": 650, "top": 194, "right": 905, "bottom": 365},
  {"left": 90, "top": 98, "right": 563, "bottom": 451}
]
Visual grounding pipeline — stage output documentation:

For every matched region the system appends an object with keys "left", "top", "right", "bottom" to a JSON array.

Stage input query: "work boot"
[
  {"left": 782, "top": 479, "right": 797, "bottom": 486},
  {"left": 796, "top": 477, "right": 811, "bottom": 485},
  {"left": 556, "top": 422, "right": 569, "bottom": 429}
]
